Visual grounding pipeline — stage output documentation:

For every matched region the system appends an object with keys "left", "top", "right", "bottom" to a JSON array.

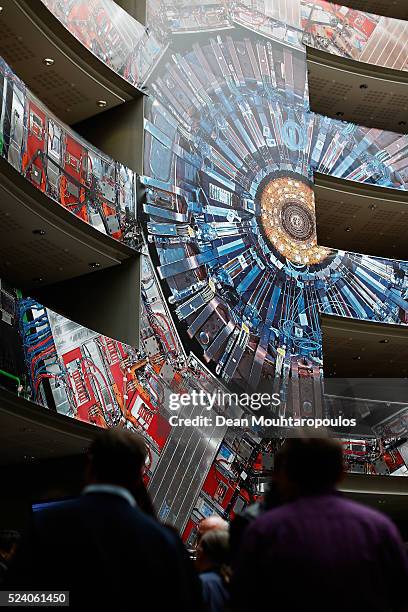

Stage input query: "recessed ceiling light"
[
  {"left": 368, "top": 204, "right": 377, "bottom": 210},
  {"left": 42, "top": 57, "right": 55, "bottom": 66},
  {"left": 32, "top": 277, "right": 44, "bottom": 283},
  {"left": 89, "top": 262, "right": 101, "bottom": 268},
  {"left": 97, "top": 100, "right": 107, "bottom": 108},
  {"left": 32, "top": 228, "right": 46, "bottom": 236},
  {"left": 379, "top": 339, "right": 390, "bottom": 344},
  {"left": 344, "top": 226, "right": 352, "bottom": 232},
  {"left": 353, "top": 356, "right": 361, "bottom": 360}
]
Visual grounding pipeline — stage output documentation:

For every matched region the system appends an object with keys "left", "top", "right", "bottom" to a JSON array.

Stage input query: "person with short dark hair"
[
  {"left": 86, "top": 427, "right": 157, "bottom": 518},
  {"left": 231, "top": 435, "right": 408, "bottom": 612},
  {"left": 274, "top": 435, "right": 344, "bottom": 498},
  {"left": 197, "top": 529, "right": 230, "bottom": 612},
  {"left": 8, "top": 428, "right": 203, "bottom": 611},
  {"left": 0, "top": 530, "right": 20, "bottom": 585}
]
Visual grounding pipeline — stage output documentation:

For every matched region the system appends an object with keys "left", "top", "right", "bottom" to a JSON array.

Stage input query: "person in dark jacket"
[
  {"left": 197, "top": 529, "right": 230, "bottom": 612},
  {"left": 8, "top": 428, "right": 203, "bottom": 611}
]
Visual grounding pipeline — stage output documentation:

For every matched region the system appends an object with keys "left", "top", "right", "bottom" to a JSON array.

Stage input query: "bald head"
[{"left": 198, "top": 516, "right": 228, "bottom": 539}]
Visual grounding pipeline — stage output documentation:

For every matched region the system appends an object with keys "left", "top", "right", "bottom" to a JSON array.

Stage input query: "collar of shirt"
[{"left": 82, "top": 484, "right": 137, "bottom": 507}]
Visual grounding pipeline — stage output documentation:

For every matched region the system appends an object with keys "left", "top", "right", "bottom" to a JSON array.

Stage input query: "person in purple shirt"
[{"left": 231, "top": 436, "right": 408, "bottom": 612}]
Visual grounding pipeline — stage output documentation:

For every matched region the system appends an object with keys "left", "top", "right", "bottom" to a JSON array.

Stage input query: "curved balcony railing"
[{"left": 0, "top": 57, "right": 140, "bottom": 250}]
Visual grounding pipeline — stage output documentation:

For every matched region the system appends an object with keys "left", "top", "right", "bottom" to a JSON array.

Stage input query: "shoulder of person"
[
  {"left": 200, "top": 571, "right": 222, "bottom": 584},
  {"left": 33, "top": 498, "right": 83, "bottom": 527},
  {"left": 130, "top": 513, "right": 185, "bottom": 550},
  {"left": 334, "top": 495, "right": 402, "bottom": 535}
]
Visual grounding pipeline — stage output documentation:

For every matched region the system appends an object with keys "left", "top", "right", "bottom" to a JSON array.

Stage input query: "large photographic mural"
[
  {"left": 40, "top": 0, "right": 167, "bottom": 90},
  {"left": 41, "top": 0, "right": 408, "bottom": 90},
  {"left": 142, "top": 17, "right": 408, "bottom": 396},
  {"left": 302, "top": 0, "right": 408, "bottom": 72},
  {"left": 138, "top": 0, "right": 408, "bottom": 530},
  {"left": 2, "top": 0, "right": 408, "bottom": 538},
  {"left": 0, "top": 58, "right": 140, "bottom": 249},
  {"left": 0, "top": 259, "right": 234, "bottom": 532}
]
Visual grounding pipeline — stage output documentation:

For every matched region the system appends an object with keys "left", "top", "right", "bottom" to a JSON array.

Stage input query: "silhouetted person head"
[
  {"left": 86, "top": 428, "right": 148, "bottom": 499},
  {"left": 0, "top": 530, "right": 20, "bottom": 565},
  {"left": 196, "top": 529, "right": 230, "bottom": 580},
  {"left": 275, "top": 435, "right": 344, "bottom": 499}
]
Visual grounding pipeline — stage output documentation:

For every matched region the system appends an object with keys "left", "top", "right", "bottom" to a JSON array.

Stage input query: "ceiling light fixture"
[
  {"left": 96, "top": 99, "right": 107, "bottom": 108},
  {"left": 359, "top": 84, "right": 368, "bottom": 89},
  {"left": 89, "top": 262, "right": 101, "bottom": 269},
  {"left": 32, "top": 228, "right": 46, "bottom": 236},
  {"left": 42, "top": 57, "right": 55, "bottom": 66},
  {"left": 345, "top": 226, "right": 352, "bottom": 232}
]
